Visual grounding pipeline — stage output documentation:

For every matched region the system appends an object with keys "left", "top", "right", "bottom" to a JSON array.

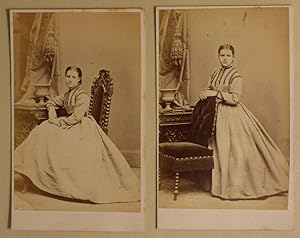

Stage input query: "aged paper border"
[
  {"left": 0, "top": 0, "right": 299, "bottom": 237},
  {"left": 10, "top": 8, "right": 145, "bottom": 232},
  {"left": 156, "top": 5, "right": 294, "bottom": 230}
]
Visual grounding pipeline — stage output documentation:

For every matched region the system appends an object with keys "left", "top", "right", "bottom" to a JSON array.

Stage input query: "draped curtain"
[
  {"left": 159, "top": 10, "right": 190, "bottom": 107},
  {"left": 17, "top": 13, "right": 59, "bottom": 103}
]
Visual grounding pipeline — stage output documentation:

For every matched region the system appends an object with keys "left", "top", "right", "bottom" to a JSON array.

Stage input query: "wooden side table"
[{"left": 159, "top": 109, "right": 193, "bottom": 143}]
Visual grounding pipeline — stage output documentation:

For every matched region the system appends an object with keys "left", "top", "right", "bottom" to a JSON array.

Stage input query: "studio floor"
[
  {"left": 159, "top": 174, "right": 289, "bottom": 210},
  {"left": 14, "top": 169, "right": 288, "bottom": 212},
  {"left": 14, "top": 168, "right": 141, "bottom": 213}
]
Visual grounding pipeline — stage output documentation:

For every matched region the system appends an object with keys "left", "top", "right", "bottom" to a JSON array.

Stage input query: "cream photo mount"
[
  {"left": 156, "top": 5, "right": 294, "bottom": 230},
  {"left": 10, "top": 8, "right": 145, "bottom": 232}
]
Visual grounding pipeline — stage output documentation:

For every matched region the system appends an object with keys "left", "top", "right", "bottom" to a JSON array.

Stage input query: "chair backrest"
[
  {"left": 88, "top": 69, "right": 113, "bottom": 134},
  {"left": 190, "top": 96, "right": 217, "bottom": 147}
]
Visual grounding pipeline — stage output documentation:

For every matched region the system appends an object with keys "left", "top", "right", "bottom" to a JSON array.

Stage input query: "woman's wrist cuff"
[{"left": 216, "top": 91, "right": 223, "bottom": 99}]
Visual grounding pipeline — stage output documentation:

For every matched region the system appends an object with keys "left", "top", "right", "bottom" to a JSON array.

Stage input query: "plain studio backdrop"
[
  {"left": 187, "top": 7, "right": 290, "bottom": 158},
  {"left": 13, "top": 11, "right": 142, "bottom": 167}
]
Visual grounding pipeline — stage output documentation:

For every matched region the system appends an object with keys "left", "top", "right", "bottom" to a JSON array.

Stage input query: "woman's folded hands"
[{"left": 48, "top": 117, "right": 71, "bottom": 129}]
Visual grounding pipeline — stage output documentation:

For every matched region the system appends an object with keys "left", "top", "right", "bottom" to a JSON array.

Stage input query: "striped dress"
[
  {"left": 207, "top": 66, "right": 289, "bottom": 199},
  {"left": 45, "top": 85, "right": 90, "bottom": 126},
  {"left": 14, "top": 86, "right": 140, "bottom": 204}
]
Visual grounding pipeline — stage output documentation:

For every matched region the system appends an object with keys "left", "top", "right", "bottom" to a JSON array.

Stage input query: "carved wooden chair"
[
  {"left": 88, "top": 69, "right": 113, "bottom": 134},
  {"left": 159, "top": 96, "right": 217, "bottom": 200}
]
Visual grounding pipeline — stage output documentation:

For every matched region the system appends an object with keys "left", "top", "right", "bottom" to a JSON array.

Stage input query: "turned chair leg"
[
  {"left": 158, "top": 168, "right": 161, "bottom": 190},
  {"left": 174, "top": 172, "right": 180, "bottom": 200}
]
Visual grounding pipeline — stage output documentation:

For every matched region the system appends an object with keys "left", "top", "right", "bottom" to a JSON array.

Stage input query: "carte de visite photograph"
[
  {"left": 156, "top": 6, "right": 293, "bottom": 229},
  {"left": 10, "top": 9, "right": 144, "bottom": 231}
]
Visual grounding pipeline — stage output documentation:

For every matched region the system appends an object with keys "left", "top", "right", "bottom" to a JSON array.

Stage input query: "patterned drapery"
[
  {"left": 18, "top": 13, "right": 59, "bottom": 103},
  {"left": 159, "top": 10, "right": 190, "bottom": 108}
]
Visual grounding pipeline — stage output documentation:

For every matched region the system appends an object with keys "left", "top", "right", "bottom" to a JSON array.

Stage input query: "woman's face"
[
  {"left": 218, "top": 49, "right": 234, "bottom": 68},
  {"left": 65, "top": 69, "right": 80, "bottom": 89}
]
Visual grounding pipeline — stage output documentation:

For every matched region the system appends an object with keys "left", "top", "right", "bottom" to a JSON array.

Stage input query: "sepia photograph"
[
  {"left": 156, "top": 6, "right": 293, "bottom": 229},
  {"left": 10, "top": 9, "right": 144, "bottom": 231}
]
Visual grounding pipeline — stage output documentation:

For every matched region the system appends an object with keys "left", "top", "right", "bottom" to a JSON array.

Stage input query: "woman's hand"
[
  {"left": 60, "top": 124, "right": 72, "bottom": 130},
  {"left": 206, "top": 89, "right": 218, "bottom": 97},
  {"left": 48, "top": 107, "right": 57, "bottom": 120},
  {"left": 199, "top": 90, "right": 208, "bottom": 101},
  {"left": 199, "top": 89, "right": 217, "bottom": 100},
  {"left": 48, "top": 118, "right": 60, "bottom": 127},
  {"left": 51, "top": 117, "right": 71, "bottom": 129}
]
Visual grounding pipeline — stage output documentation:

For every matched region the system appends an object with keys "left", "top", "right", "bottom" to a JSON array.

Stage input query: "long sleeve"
[
  {"left": 46, "top": 95, "right": 65, "bottom": 109},
  {"left": 207, "top": 69, "right": 218, "bottom": 89},
  {"left": 46, "top": 95, "right": 66, "bottom": 119},
  {"left": 59, "top": 92, "right": 90, "bottom": 126},
  {"left": 218, "top": 76, "right": 243, "bottom": 105}
]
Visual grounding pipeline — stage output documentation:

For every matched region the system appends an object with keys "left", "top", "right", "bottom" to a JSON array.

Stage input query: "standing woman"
[
  {"left": 199, "top": 44, "right": 289, "bottom": 199},
  {"left": 14, "top": 66, "right": 140, "bottom": 204}
]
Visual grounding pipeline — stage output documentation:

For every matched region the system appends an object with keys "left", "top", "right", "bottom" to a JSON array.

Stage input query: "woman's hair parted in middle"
[
  {"left": 218, "top": 44, "right": 235, "bottom": 57},
  {"left": 65, "top": 66, "right": 83, "bottom": 85}
]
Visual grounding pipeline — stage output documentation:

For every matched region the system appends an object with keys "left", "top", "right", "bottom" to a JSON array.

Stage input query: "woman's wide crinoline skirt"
[
  {"left": 14, "top": 116, "right": 140, "bottom": 204},
  {"left": 211, "top": 103, "right": 289, "bottom": 199}
]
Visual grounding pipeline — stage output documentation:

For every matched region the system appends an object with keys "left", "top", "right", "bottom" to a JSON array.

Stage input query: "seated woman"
[{"left": 14, "top": 66, "right": 140, "bottom": 204}]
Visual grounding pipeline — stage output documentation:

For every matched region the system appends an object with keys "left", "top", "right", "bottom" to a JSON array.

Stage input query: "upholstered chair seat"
[
  {"left": 159, "top": 142, "right": 213, "bottom": 158},
  {"left": 159, "top": 96, "right": 217, "bottom": 200}
]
